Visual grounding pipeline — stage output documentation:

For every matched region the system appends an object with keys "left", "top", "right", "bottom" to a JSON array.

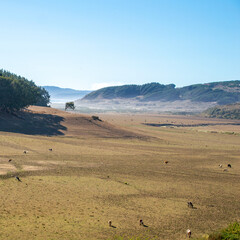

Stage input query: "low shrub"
[
  {"left": 92, "top": 115, "right": 102, "bottom": 121},
  {"left": 194, "top": 222, "right": 240, "bottom": 240}
]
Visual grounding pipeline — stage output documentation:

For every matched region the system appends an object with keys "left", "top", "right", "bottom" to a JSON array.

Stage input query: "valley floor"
[{"left": 0, "top": 107, "right": 240, "bottom": 239}]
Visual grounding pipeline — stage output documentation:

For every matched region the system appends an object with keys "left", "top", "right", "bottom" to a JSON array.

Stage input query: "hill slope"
[
  {"left": 43, "top": 86, "right": 91, "bottom": 103},
  {"left": 202, "top": 103, "right": 240, "bottom": 119},
  {"left": 0, "top": 106, "right": 140, "bottom": 138},
  {"left": 82, "top": 81, "right": 240, "bottom": 105}
]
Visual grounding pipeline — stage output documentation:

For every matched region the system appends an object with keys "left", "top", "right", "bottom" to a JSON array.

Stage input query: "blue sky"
[{"left": 0, "top": 0, "right": 239, "bottom": 90}]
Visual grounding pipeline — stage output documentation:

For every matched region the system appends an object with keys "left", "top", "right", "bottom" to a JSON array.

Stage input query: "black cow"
[
  {"left": 187, "top": 202, "right": 193, "bottom": 208},
  {"left": 15, "top": 176, "right": 22, "bottom": 182}
]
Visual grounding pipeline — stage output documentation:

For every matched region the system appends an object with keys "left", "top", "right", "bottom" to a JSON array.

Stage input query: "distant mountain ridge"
[
  {"left": 82, "top": 80, "right": 240, "bottom": 105},
  {"left": 43, "top": 86, "right": 91, "bottom": 103}
]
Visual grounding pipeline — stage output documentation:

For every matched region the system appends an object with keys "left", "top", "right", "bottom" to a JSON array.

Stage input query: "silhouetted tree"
[{"left": 65, "top": 102, "right": 75, "bottom": 111}]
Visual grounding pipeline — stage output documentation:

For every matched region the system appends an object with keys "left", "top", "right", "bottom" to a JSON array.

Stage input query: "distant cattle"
[
  {"left": 49, "top": 149, "right": 53, "bottom": 151},
  {"left": 23, "top": 151, "right": 28, "bottom": 154},
  {"left": 187, "top": 202, "right": 193, "bottom": 208},
  {"left": 164, "top": 161, "right": 169, "bottom": 164},
  {"left": 8, "top": 159, "right": 12, "bottom": 162},
  {"left": 228, "top": 164, "right": 231, "bottom": 168},
  {"left": 186, "top": 229, "right": 191, "bottom": 238},
  {"left": 15, "top": 176, "right": 22, "bottom": 182}
]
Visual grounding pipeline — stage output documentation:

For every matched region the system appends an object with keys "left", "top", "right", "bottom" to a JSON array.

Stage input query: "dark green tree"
[
  {"left": 0, "top": 69, "right": 50, "bottom": 112},
  {"left": 35, "top": 87, "right": 51, "bottom": 106}
]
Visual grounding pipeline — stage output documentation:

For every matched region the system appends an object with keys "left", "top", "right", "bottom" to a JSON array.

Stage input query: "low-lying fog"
[{"left": 51, "top": 98, "right": 217, "bottom": 114}]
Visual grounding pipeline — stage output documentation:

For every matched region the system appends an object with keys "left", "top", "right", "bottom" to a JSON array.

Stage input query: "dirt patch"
[
  {"left": 22, "top": 165, "right": 46, "bottom": 171},
  {"left": 37, "top": 160, "right": 67, "bottom": 165},
  {"left": 0, "top": 164, "right": 17, "bottom": 175},
  {"left": 37, "top": 160, "right": 102, "bottom": 168}
]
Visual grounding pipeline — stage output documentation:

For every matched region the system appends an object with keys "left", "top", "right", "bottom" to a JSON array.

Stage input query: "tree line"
[{"left": 0, "top": 69, "right": 50, "bottom": 112}]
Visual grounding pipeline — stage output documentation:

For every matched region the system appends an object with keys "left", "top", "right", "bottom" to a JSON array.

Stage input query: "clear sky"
[{"left": 0, "top": 0, "right": 239, "bottom": 90}]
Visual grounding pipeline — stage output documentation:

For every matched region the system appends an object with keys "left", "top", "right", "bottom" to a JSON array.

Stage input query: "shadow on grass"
[{"left": 0, "top": 110, "right": 66, "bottom": 136}]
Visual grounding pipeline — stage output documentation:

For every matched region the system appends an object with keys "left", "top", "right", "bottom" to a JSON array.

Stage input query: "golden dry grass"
[{"left": 0, "top": 107, "right": 240, "bottom": 239}]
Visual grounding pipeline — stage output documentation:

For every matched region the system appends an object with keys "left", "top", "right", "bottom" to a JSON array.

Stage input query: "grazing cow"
[
  {"left": 186, "top": 229, "right": 191, "bottom": 238},
  {"left": 15, "top": 176, "right": 22, "bottom": 182},
  {"left": 228, "top": 164, "right": 231, "bottom": 168},
  {"left": 164, "top": 161, "right": 169, "bottom": 164},
  {"left": 8, "top": 159, "right": 12, "bottom": 162},
  {"left": 187, "top": 202, "right": 193, "bottom": 208},
  {"left": 139, "top": 219, "right": 144, "bottom": 226},
  {"left": 219, "top": 164, "right": 222, "bottom": 168},
  {"left": 108, "top": 220, "right": 112, "bottom": 227},
  {"left": 49, "top": 149, "right": 53, "bottom": 151},
  {"left": 23, "top": 151, "right": 28, "bottom": 154}
]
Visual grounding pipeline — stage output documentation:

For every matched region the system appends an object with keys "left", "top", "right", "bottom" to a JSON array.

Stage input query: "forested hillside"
[
  {"left": 0, "top": 69, "right": 50, "bottom": 112},
  {"left": 82, "top": 81, "right": 240, "bottom": 105},
  {"left": 202, "top": 103, "right": 240, "bottom": 119},
  {"left": 83, "top": 83, "right": 177, "bottom": 101}
]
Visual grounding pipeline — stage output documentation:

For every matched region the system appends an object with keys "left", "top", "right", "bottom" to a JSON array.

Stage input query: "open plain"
[{"left": 0, "top": 107, "right": 240, "bottom": 240}]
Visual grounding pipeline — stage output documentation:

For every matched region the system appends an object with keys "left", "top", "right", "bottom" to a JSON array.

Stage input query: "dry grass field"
[{"left": 0, "top": 107, "right": 240, "bottom": 240}]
